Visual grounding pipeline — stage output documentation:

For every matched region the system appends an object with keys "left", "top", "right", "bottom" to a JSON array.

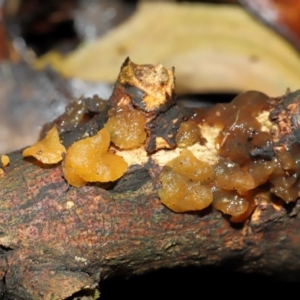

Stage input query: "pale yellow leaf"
[{"left": 42, "top": 2, "right": 300, "bottom": 96}]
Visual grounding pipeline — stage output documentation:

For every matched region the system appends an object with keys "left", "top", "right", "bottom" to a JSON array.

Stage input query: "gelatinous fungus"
[
  {"left": 175, "top": 121, "right": 204, "bottom": 148},
  {"left": 104, "top": 107, "right": 147, "bottom": 149},
  {"left": 40, "top": 95, "right": 108, "bottom": 139},
  {"left": 160, "top": 89, "right": 300, "bottom": 221},
  {"left": 22, "top": 126, "right": 66, "bottom": 164},
  {"left": 62, "top": 128, "right": 128, "bottom": 186},
  {"left": 159, "top": 149, "right": 214, "bottom": 213},
  {"left": 62, "top": 152, "right": 87, "bottom": 188},
  {"left": 214, "top": 159, "right": 255, "bottom": 195},
  {"left": 58, "top": 95, "right": 108, "bottom": 130},
  {"left": 21, "top": 59, "right": 300, "bottom": 222},
  {"left": 1, "top": 154, "right": 9, "bottom": 167}
]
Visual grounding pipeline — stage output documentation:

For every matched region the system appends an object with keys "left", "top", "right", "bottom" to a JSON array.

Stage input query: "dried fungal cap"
[
  {"left": 118, "top": 58, "right": 175, "bottom": 112},
  {"left": 1, "top": 155, "right": 9, "bottom": 167},
  {"left": 63, "top": 128, "right": 128, "bottom": 185},
  {"left": 22, "top": 126, "right": 66, "bottom": 164}
]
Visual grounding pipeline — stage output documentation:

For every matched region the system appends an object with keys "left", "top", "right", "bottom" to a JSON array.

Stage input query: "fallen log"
[{"left": 1, "top": 58, "right": 300, "bottom": 300}]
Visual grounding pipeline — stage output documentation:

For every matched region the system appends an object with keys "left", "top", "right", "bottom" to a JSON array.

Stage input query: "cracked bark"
[{"left": 1, "top": 59, "right": 300, "bottom": 300}]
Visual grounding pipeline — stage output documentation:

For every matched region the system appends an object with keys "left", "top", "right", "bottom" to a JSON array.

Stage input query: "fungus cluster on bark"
[
  {"left": 2, "top": 58, "right": 300, "bottom": 299},
  {"left": 21, "top": 57, "right": 300, "bottom": 223}
]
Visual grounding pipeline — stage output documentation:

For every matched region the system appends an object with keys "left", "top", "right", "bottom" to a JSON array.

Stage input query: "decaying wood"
[{"left": 2, "top": 59, "right": 300, "bottom": 300}]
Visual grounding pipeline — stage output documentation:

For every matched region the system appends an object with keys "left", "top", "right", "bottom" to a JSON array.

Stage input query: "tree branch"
[{"left": 1, "top": 59, "right": 300, "bottom": 299}]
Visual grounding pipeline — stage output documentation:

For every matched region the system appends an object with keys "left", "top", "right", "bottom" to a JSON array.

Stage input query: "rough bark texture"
[
  {"left": 2, "top": 59, "right": 300, "bottom": 299},
  {"left": 2, "top": 146, "right": 300, "bottom": 300}
]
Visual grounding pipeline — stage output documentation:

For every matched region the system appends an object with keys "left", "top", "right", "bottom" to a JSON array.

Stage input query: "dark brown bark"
[
  {"left": 2, "top": 59, "right": 300, "bottom": 299},
  {"left": 2, "top": 144, "right": 300, "bottom": 300}
]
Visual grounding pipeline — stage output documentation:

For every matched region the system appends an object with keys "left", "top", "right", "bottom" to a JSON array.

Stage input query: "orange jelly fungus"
[
  {"left": 212, "top": 187, "right": 250, "bottom": 217},
  {"left": 22, "top": 126, "right": 66, "bottom": 164},
  {"left": 104, "top": 108, "right": 146, "bottom": 149},
  {"left": 1, "top": 154, "right": 9, "bottom": 167},
  {"left": 62, "top": 154, "right": 87, "bottom": 188},
  {"left": 62, "top": 128, "right": 128, "bottom": 186},
  {"left": 214, "top": 159, "right": 255, "bottom": 195},
  {"left": 159, "top": 149, "right": 214, "bottom": 213},
  {"left": 160, "top": 151, "right": 257, "bottom": 221},
  {"left": 175, "top": 121, "right": 203, "bottom": 148}
]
